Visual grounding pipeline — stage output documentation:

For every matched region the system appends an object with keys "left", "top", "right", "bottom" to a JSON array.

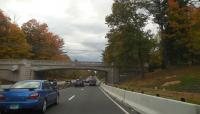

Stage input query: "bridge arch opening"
[{"left": 33, "top": 68, "right": 110, "bottom": 84}]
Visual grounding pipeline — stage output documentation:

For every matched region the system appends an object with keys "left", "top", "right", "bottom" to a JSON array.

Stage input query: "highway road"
[
  {"left": 46, "top": 86, "right": 136, "bottom": 114},
  {"left": 2, "top": 86, "right": 138, "bottom": 114}
]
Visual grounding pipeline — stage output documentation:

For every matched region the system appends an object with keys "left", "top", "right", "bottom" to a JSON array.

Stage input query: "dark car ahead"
[
  {"left": 0, "top": 80, "right": 59, "bottom": 114},
  {"left": 74, "top": 79, "right": 84, "bottom": 87},
  {"left": 89, "top": 79, "right": 97, "bottom": 86},
  {"left": 49, "top": 80, "right": 58, "bottom": 90}
]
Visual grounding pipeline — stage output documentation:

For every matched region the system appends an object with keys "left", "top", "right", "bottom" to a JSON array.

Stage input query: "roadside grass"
[
  {"left": 168, "top": 74, "right": 200, "bottom": 93},
  {"left": 117, "top": 66, "right": 200, "bottom": 105}
]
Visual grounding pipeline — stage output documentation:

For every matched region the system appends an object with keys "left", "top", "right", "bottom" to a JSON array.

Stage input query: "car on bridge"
[{"left": 0, "top": 80, "right": 59, "bottom": 114}]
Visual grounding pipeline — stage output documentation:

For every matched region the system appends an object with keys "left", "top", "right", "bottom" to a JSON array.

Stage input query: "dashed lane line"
[{"left": 68, "top": 95, "right": 76, "bottom": 101}]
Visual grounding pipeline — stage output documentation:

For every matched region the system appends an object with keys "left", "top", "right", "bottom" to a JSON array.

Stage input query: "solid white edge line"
[
  {"left": 68, "top": 95, "right": 75, "bottom": 101},
  {"left": 99, "top": 87, "right": 130, "bottom": 114}
]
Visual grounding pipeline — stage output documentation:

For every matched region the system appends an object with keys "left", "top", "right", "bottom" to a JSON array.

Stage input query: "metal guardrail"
[{"left": 100, "top": 83, "right": 200, "bottom": 114}]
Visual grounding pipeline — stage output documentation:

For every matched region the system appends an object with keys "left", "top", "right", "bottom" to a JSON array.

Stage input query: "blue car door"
[
  {"left": 48, "top": 85, "right": 57, "bottom": 103},
  {"left": 43, "top": 81, "right": 54, "bottom": 105}
]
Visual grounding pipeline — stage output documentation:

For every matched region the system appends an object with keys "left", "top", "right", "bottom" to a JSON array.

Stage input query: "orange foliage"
[
  {"left": 0, "top": 10, "right": 31, "bottom": 59},
  {"left": 168, "top": 0, "right": 175, "bottom": 7},
  {"left": 22, "top": 19, "right": 70, "bottom": 61}
]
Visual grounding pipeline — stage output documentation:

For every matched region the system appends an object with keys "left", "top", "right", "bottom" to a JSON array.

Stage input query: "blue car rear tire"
[
  {"left": 55, "top": 95, "right": 59, "bottom": 105},
  {"left": 38, "top": 100, "right": 47, "bottom": 114}
]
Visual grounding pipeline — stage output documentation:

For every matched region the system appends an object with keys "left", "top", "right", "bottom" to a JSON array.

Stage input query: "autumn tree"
[
  {"left": 0, "top": 10, "right": 31, "bottom": 59},
  {"left": 21, "top": 19, "right": 69, "bottom": 61},
  {"left": 164, "top": 1, "right": 190, "bottom": 64},
  {"left": 188, "top": 7, "right": 200, "bottom": 63},
  {"left": 149, "top": 0, "right": 200, "bottom": 66},
  {"left": 163, "top": 0, "right": 200, "bottom": 65},
  {"left": 22, "top": 19, "right": 71, "bottom": 79}
]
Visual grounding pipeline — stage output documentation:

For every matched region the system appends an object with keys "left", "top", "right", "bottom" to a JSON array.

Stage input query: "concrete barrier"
[
  {"left": 101, "top": 84, "right": 125, "bottom": 102},
  {"left": 101, "top": 83, "right": 200, "bottom": 114}
]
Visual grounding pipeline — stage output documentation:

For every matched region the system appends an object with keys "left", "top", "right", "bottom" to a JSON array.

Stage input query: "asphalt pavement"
[
  {"left": 47, "top": 86, "right": 130, "bottom": 114},
  {"left": 2, "top": 86, "right": 139, "bottom": 114}
]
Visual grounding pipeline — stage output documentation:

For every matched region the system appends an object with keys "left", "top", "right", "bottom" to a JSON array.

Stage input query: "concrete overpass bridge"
[{"left": 0, "top": 59, "right": 119, "bottom": 84}]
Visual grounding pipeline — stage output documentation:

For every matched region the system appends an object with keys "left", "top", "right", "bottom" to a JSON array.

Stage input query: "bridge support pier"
[
  {"left": 107, "top": 67, "right": 119, "bottom": 85},
  {"left": 0, "top": 65, "right": 35, "bottom": 82},
  {"left": 19, "top": 60, "right": 35, "bottom": 81}
]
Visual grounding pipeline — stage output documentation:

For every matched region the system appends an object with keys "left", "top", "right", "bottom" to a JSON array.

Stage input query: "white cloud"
[{"left": 0, "top": 0, "right": 113, "bottom": 61}]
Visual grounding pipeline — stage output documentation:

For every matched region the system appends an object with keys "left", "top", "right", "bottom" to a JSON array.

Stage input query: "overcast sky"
[{"left": 0, "top": 0, "right": 158, "bottom": 62}]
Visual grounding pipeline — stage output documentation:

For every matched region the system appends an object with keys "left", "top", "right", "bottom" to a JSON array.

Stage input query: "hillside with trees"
[
  {"left": 103, "top": 0, "right": 200, "bottom": 104},
  {"left": 104, "top": 0, "right": 200, "bottom": 75}
]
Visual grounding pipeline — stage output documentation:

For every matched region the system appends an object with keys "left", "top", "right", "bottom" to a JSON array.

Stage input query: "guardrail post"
[{"left": 180, "top": 98, "right": 186, "bottom": 102}]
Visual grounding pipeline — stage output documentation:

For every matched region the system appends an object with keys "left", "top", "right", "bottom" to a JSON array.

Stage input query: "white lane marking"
[
  {"left": 99, "top": 87, "right": 130, "bottom": 114},
  {"left": 68, "top": 95, "right": 75, "bottom": 101}
]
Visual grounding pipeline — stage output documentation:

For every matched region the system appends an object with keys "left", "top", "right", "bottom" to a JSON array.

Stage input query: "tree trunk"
[
  {"left": 160, "top": 26, "right": 169, "bottom": 69},
  {"left": 161, "top": 39, "right": 169, "bottom": 69},
  {"left": 138, "top": 43, "right": 144, "bottom": 79},
  {"left": 139, "top": 56, "right": 145, "bottom": 79}
]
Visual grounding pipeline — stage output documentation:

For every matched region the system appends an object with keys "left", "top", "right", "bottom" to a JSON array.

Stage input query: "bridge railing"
[
  {"left": 0, "top": 59, "right": 108, "bottom": 66},
  {"left": 31, "top": 60, "right": 69, "bottom": 65},
  {"left": 0, "top": 59, "right": 143, "bottom": 69},
  {"left": 31, "top": 60, "right": 106, "bottom": 66}
]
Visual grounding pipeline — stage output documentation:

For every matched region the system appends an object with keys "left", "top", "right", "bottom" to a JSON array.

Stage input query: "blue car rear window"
[{"left": 11, "top": 81, "right": 41, "bottom": 89}]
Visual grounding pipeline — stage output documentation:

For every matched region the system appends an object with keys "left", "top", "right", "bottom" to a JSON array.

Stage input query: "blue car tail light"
[
  {"left": 28, "top": 92, "right": 40, "bottom": 100},
  {"left": 0, "top": 94, "right": 5, "bottom": 101}
]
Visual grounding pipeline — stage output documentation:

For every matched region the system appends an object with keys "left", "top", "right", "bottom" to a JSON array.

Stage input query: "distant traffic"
[{"left": 67, "top": 76, "right": 97, "bottom": 87}]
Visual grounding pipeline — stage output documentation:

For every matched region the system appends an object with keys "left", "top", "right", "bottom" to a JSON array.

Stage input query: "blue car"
[{"left": 0, "top": 80, "right": 59, "bottom": 114}]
